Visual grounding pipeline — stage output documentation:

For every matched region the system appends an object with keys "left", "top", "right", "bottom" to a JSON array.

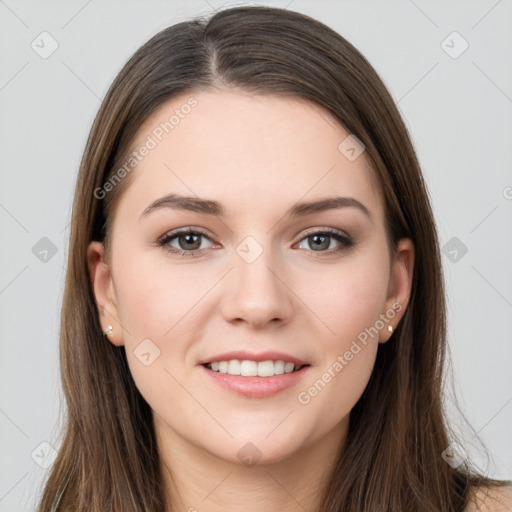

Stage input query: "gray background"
[{"left": 1, "top": 0, "right": 511, "bottom": 510}]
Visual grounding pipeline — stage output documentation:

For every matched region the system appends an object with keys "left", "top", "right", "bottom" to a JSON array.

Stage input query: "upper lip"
[{"left": 198, "top": 350, "right": 309, "bottom": 367}]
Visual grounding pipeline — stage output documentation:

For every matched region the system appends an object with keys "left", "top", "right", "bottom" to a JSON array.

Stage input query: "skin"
[
  {"left": 467, "top": 486, "right": 512, "bottom": 512},
  {"left": 88, "top": 89, "right": 415, "bottom": 511}
]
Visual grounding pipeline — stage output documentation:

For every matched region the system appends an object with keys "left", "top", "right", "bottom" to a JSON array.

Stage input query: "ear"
[
  {"left": 379, "top": 237, "right": 415, "bottom": 343},
  {"left": 87, "top": 241, "right": 124, "bottom": 346}
]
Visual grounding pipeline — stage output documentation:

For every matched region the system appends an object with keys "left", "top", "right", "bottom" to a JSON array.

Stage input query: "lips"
[
  {"left": 199, "top": 363, "right": 311, "bottom": 398},
  {"left": 197, "top": 349, "right": 311, "bottom": 398}
]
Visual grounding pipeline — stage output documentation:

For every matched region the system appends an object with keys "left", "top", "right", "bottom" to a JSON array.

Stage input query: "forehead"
[{"left": 121, "top": 89, "right": 384, "bottom": 222}]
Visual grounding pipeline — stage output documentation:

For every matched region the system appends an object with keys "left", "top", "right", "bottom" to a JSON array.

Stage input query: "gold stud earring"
[
  {"left": 102, "top": 325, "right": 113, "bottom": 337},
  {"left": 387, "top": 325, "right": 393, "bottom": 336}
]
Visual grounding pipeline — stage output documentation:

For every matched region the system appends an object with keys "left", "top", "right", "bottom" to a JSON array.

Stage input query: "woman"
[{"left": 37, "top": 5, "right": 511, "bottom": 511}]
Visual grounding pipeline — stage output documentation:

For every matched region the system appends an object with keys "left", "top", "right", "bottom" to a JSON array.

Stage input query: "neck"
[{"left": 155, "top": 416, "right": 348, "bottom": 512}]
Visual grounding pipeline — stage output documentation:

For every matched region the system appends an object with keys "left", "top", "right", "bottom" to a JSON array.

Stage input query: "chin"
[{"left": 207, "top": 428, "right": 311, "bottom": 467}]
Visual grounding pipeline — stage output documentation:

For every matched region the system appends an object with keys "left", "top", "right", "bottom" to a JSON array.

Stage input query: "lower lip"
[{"left": 199, "top": 364, "right": 311, "bottom": 398}]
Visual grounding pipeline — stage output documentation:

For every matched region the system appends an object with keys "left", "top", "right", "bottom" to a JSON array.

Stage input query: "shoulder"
[{"left": 465, "top": 484, "right": 512, "bottom": 512}]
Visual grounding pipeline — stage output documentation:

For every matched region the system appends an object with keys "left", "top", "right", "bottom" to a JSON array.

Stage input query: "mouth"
[
  {"left": 198, "top": 353, "right": 312, "bottom": 398},
  {"left": 202, "top": 359, "right": 309, "bottom": 377}
]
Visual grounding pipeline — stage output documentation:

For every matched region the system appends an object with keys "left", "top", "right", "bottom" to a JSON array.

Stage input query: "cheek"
[
  {"left": 308, "top": 257, "right": 389, "bottom": 349},
  {"left": 114, "top": 262, "right": 196, "bottom": 421},
  {"left": 295, "top": 270, "right": 384, "bottom": 428},
  {"left": 294, "top": 257, "right": 387, "bottom": 418},
  {"left": 113, "top": 252, "right": 206, "bottom": 338},
  {"left": 110, "top": 253, "right": 197, "bottom": 389},
  {"left": 296, "top": 340, "right": 378, "bottom": 441}
]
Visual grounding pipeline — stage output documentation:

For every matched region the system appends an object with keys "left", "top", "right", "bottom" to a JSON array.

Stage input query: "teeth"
[
  {"left": 240, "top": 360, "right": 258, "bottom": 377},
  {"left": 228, "top": 359, "right": 241, "bottom": 375},
  {"left": 284, "top": 362, "right": 294, "bottom": 373},
  {"left": 206, "top": 359, "right": 303, "bottom": 377},
  {"left": 256, "top": 360, "right": 274, "bottom": 377},
  {"left": 274, "top": 360, "right": 284, "bottom": 375}
]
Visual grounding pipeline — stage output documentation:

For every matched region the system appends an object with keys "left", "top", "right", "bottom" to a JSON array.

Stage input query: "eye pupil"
[
  {"left": 310, "top": 234, "right": 329, "bottom": 251},
  {"left": 180, "top": 233, "right": 201, "bottom": 250}
]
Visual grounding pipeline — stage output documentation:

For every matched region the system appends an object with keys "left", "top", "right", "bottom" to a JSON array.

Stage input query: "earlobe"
[
  {"left": 379, "top": 238, "right": 415, "bottom": 343},
  {"left": 87, "top": 241, "right": 124, "bottom": 346}
]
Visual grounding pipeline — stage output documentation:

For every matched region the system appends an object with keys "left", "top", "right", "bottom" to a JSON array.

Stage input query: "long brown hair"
[{"left": 37, "top": 6, "right": 505, "bottom": 511}]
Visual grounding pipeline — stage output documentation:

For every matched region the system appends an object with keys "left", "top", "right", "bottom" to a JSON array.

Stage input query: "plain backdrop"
[{"left": 1, "top": 1, "right": 511, "bottom": 510}]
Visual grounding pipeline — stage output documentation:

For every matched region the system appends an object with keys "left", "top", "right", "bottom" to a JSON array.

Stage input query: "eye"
[
  {"left": 296, "top": 228, "right": 353, "bottom": 254},
  {"left": 157, "top": 227, "right": 353, "bottom": 258},
  {"left": 157, "top": 228, "right": 216, "bottom": 258}
]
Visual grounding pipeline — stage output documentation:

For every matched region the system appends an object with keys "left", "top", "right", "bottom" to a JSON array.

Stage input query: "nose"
[{"left": 220, "top": 246, "right": 295, "bottom": 329}]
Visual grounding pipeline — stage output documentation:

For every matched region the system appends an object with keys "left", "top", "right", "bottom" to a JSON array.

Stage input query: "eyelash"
[{"left": 156, "top": 227, "right": 354, "bottom": 258}]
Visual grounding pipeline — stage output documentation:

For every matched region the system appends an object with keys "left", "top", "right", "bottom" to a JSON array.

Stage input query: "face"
[{"left": 88, "top": 89, "right": 414, "bottom": 466}]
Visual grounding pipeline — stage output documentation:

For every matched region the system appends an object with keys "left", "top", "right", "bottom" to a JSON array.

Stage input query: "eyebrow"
[{"left": 139, "top": 193, "right": 372, "bottom": 222}]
